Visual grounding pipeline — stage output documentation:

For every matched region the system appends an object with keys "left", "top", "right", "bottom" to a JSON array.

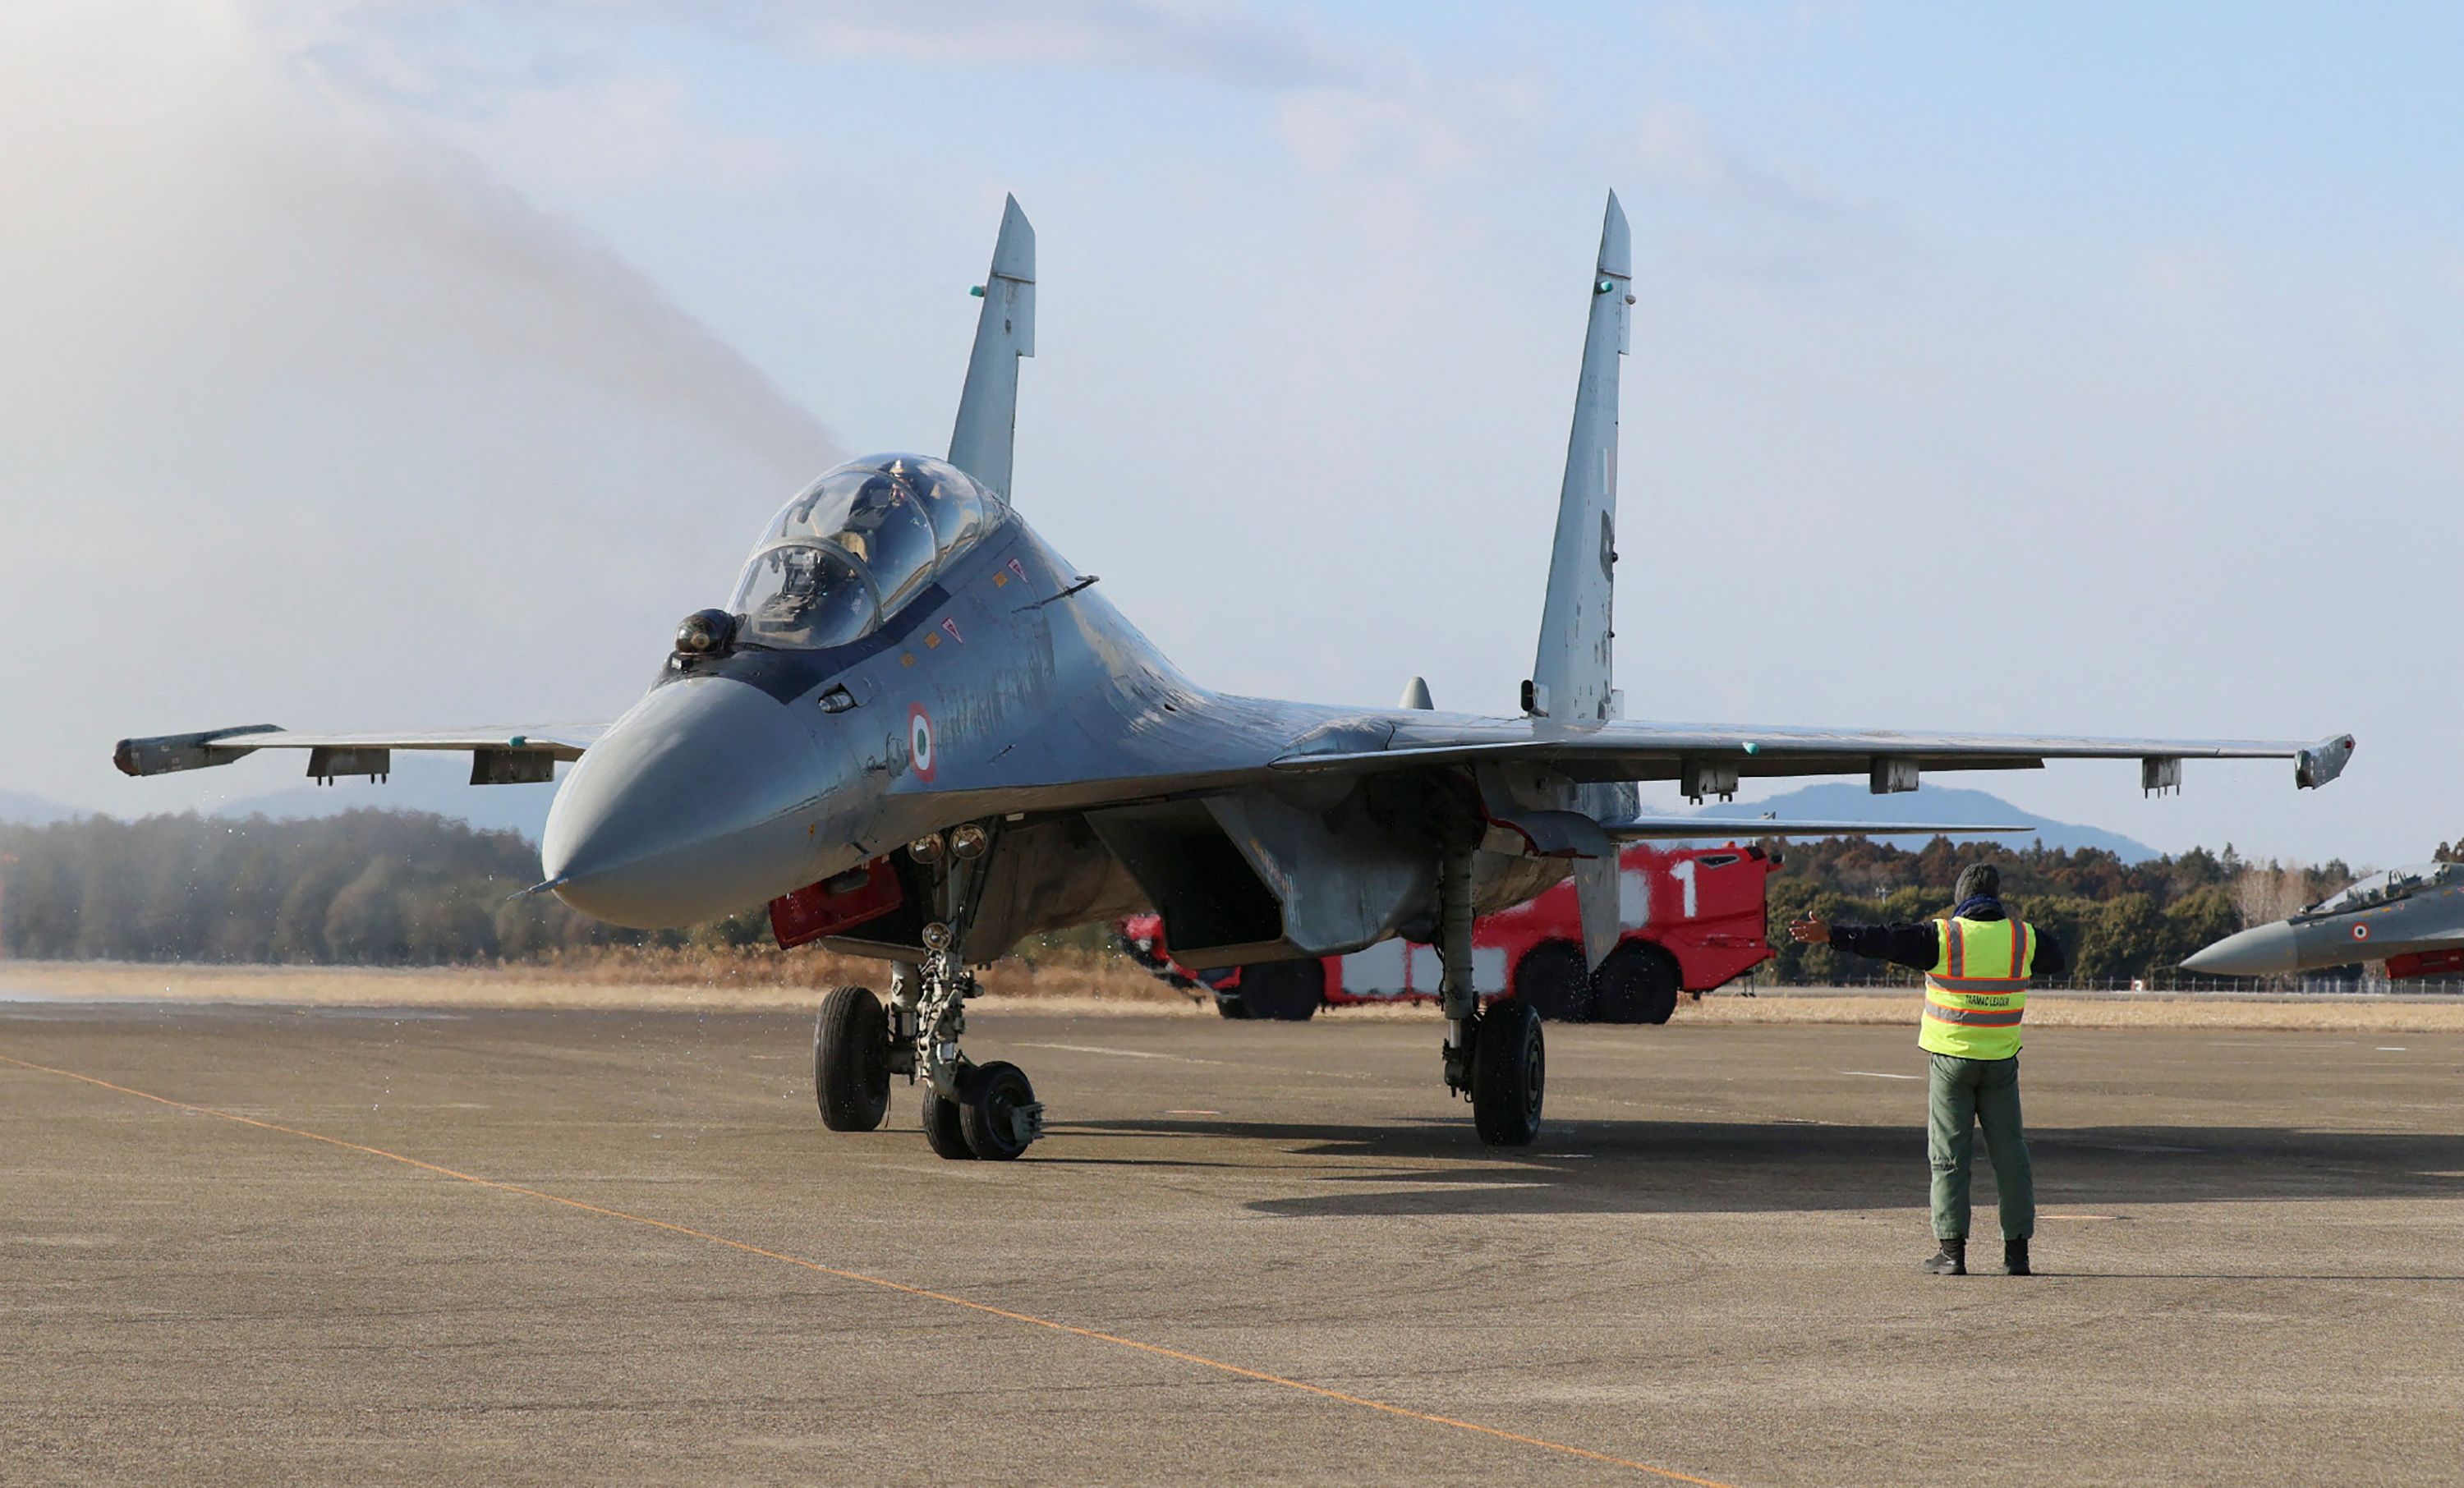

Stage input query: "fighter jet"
[
  {"left": 2182, "top": 861, "right": 2464, "bottom": 980},
  {"left": 116, "top": 194, "right": 2356, "bottom": 1159}
]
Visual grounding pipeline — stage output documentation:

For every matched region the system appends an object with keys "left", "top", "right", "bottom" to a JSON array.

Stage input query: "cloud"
[
  {"left": 0, "top": 1, "right": 840, "bottom": 810},
  {"left": 267, "top": 0, "right": 1361, "bottom": 96},
  {"left": 783, "top": 0, "right": 1358, "bottom": 90},
  {"left": 1274, "top": 86, "right": 1480, "bottom": 178},
  {"left": 1630, "top": 99, "right": 1912, "bottom": 286}
]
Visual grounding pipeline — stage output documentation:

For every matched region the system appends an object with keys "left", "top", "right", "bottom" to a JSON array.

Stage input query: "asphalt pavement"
[{"left": 3, "top": 1002, "right": 2459, "bottom": 1486}]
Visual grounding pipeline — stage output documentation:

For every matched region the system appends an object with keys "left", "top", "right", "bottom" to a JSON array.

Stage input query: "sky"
[{"left": 2, "top": 1, "right": 2457, "bottom": 867}]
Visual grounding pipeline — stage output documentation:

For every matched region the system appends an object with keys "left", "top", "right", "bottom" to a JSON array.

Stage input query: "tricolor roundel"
[{"left": 908, "top": 704, "right": 936, "bottom": 782}]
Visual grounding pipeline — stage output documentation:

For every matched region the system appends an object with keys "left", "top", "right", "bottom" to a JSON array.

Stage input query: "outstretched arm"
[{"left": 1788, "top": 917, "right": 1943, "bottom": 971}]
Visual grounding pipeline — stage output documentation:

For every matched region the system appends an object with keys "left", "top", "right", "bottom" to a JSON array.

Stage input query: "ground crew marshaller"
[{"left": 1787, "top": 862, "right": 2066, "bottom": 1276}]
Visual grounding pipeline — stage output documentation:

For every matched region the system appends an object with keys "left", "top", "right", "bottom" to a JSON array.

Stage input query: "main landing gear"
[
  {"left": 1436, "top": 850, "right": 1546, "bottom": 1146},
  {"left": 811, "top": 824, "right": 1045, "bottom": 1160}
]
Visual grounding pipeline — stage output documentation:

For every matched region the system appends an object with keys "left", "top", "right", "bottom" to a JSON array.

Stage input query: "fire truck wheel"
[
  {"left": 1471, "top": 999, "right": 1545, "bottom": 1146},
  {"left": 1595, "top": 944, "right": 1681, "bottom": 1026},
  {"left": 815, "top": 985, "right": 892, "bottom": 1131},
  {"left": 1512, "top": 940, "right": 1596, "bottom": 1022},
  {"left": 1234, "top": 959, "right": 1322, "bottom": 1022},
  {"left": 1213, "top": 991, "right": 1250, "bottom": 1019}
]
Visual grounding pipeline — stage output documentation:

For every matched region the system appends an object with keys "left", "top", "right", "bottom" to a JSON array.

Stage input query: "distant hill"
[
  {"left": 0, "top": 789, "right": 84, "bottom": 827},
  {"left": 1694, "top": 783, "right": 2158, "bottom": 861}
]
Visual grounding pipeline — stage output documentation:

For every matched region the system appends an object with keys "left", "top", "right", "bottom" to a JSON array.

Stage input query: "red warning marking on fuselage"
[
  {"left": 2353, "top": 923, "right": 2370, "bottom": 941},
  {"left": 1006, "top": 558, "right": 1028, "bottom": 584},
  {"left": 908, "top": 705, "right": 936, "bottom": 782},
  {"left": 941, "top": 618, "right": 964, "bottom": 645}
]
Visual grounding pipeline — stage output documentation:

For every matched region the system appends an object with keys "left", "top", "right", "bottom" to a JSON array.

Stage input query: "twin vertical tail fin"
[
  {"left": 1526, "top": 192, "right": 1630, "bottom": 727},
  {"left": 1531, "top": 194, "right": 1634, "bottom": 971},
  {"left": 948, "top": 195, "right": 1037, "bottom": 500}
]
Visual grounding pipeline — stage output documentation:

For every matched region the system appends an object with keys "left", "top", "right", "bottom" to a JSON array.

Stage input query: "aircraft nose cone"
[
  {"left": 2181, "top": 921, "right": 2300, "bottom": 976},
  {"left": 541, "top": 677, "right": 830, "bottom": 928}
]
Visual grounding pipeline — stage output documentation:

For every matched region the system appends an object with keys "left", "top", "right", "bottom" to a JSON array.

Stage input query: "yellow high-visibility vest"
[{"left": 1920, "top": 914, "right": 2033, "bottom": 1059}]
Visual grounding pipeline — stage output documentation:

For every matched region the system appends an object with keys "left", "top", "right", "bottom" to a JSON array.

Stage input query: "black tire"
[
  {"left": 1594, "top": 942, "right": 1680, "bottom": 1026},
  {"left": 922, "top": 1082, "right": 975, "bottom": 1160},
  {"left": 961, "top": 1061, "right": 1040, "bottom": 1160},
  {"left": 1214, "top": 991, "right": 1250, "bottom": 1020},
  {"left": 815, "top": 985, "right": 891, "bottom": 1132},
  {"left": 1234, "top": 959, "right": 1322, "bottom": 1022},
  {"left": 1472, "top": 999, "right": 1545, "bottom": 1146},
  {"left": 1512, "top": 939, "right": 1596, "bottom": 1022}
]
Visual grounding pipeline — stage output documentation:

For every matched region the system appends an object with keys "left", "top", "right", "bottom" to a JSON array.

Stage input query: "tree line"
[
  {"left": 1758, "top": 836, "right": 2358, "bottom": 986},
  {"left": 0, "top": 809, "right": 2412, "bottom": 985},
  {"left": 0, "top": 811, "right": 769, "bottom": 966}
]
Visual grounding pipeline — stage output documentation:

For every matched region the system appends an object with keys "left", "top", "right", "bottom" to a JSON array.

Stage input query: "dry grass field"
[
  {"left": 7, "top": 958, "right": 2464, "bottom": 1030},
  {"left": 0, "top": 953, "right": 1199, "bottom": 1014}
]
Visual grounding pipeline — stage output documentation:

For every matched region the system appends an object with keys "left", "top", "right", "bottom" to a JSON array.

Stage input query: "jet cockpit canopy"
[
  {"left": 730, "top": 455, "right": 1002, "bottom": 649},
  {"left": 2300, "top": 861, "right": 2462, "bottom": 919}
]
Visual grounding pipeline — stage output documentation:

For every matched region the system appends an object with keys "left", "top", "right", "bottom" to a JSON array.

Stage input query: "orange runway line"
[{"left": 0, "top": 1050, "right": 1740, "bottom": 1488}]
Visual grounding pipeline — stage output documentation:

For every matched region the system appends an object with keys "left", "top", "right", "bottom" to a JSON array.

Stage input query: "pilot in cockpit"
[
  {"left": 766, "top": 544, "right": 824, "bottom": 614},
  {"left": 830, "top": 473, "right": 904, "bottom": 567}
]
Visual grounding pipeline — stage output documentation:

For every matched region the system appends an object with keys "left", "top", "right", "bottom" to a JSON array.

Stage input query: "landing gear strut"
[
  {"left": 1437, "top": 848, "right": 1544, "bottom": 1146},
  {"left": 811, "top": 824, "right": 1045, "bottom": 1158},
  {"left": 899, "top": 824, "right": 1044, "bottom": 1160}
]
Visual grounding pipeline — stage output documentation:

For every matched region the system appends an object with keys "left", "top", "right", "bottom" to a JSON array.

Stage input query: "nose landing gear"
[
  {"left": 960, "top": 1060, "right": 1042, "bottom": 1160},
  {"left": 810, "top": 822, "right": 1044, "bottom": 1160},
  {"left": 913, "top": 1060, "right": 1043, "bottom": 1160},
  {"left": 813, "top": 985, "right": 892, "bottom": 1131},
  {"left": 903, "top": 930, "right": 1044, "bottom": 1160},
  {"left": 919, "top": 1080, "right": 974, "bottom": 1160}
]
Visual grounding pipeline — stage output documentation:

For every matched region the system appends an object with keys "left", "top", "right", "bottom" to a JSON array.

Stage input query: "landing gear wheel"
[
  {"left": 1234, "top": 959, "right": 1322, "bottom": 1022},
  {"left": 815, "top": 986, "right": 891, "bottom": 1132},
  {"left": 1512, "top": 940, "right": 1596, "bottom": 1022},
  {"left": 961, "top": 1061, "right": 1041, "bottom": 1161},
  {"left": 1472, "top": 999, "right": 1546, "bottom": 1146},
  {"left": 1595, "top": 943, "right": 1680, "bottom": 1026},
  {"left": 922, "top": 1082, "right": 975, "bottom": 1160}
]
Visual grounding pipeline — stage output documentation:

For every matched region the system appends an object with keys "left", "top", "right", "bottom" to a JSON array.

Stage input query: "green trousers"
[{"left": 1928, "top": 1052, "right": 2034, "bottom": 1242}]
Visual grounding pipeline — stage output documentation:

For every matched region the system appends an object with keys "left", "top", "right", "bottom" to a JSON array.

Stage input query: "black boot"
[
  {"left": 2002, "top": 1238, "right": 2031, "bottom": 1276},
  {"left": 1923, "top": 1238, "right": 1966, "bottom": 1275}
]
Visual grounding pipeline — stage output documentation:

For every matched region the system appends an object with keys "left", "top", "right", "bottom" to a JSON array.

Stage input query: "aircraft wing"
[
  {"left": 113, "top": 723, "right": 605, "bottom": 783},
  {"left": 1267, "top": 715, "right": 2357, "bottom": 793}
]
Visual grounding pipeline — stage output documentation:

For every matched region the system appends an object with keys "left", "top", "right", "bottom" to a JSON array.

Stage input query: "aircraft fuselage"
[{"left": 2182, "top": 866, "right": 2464, "bottom": 978}]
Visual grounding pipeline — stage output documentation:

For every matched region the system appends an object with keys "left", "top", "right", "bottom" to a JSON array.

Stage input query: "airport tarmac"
[{"left": 4, "top": 1003, "right": 2459, "bottom": 1487}]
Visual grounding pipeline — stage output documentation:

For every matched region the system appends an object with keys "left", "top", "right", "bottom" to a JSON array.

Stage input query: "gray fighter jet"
[
  {"left": 2182, "top": 861, "right": 2464, "bottom": 979},
  {"left": 117, "top": 195, "right": 2356, "bottom": 1158}
]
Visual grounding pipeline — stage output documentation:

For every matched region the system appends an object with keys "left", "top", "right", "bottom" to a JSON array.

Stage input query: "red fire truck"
[{"left": 1117, "top": 843, "right": 1778, "bottom": 1023}]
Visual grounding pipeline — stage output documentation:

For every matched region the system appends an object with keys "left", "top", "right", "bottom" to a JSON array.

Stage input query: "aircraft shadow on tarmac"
[{"left": 1061, "top": 1118, "right": 2464, "bottom": 1222}]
